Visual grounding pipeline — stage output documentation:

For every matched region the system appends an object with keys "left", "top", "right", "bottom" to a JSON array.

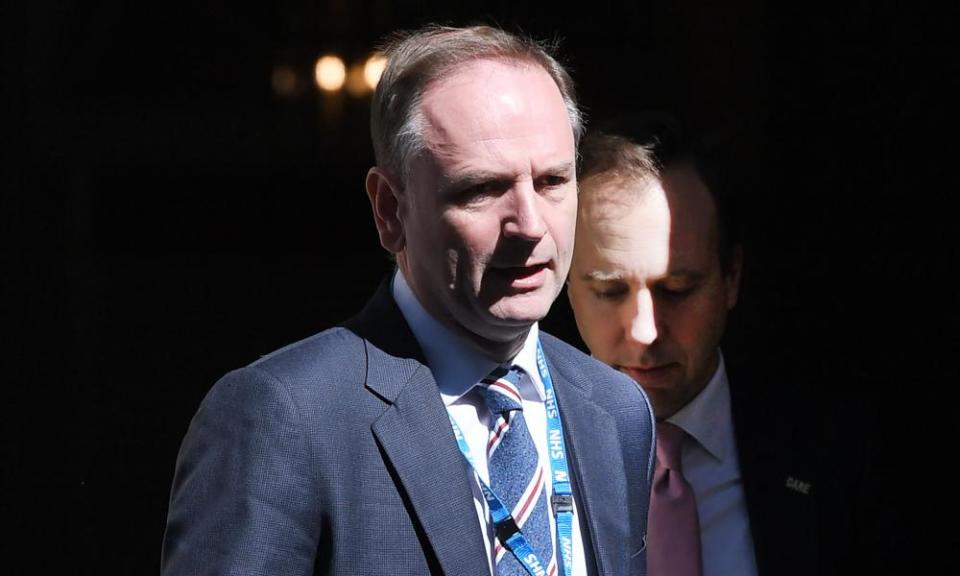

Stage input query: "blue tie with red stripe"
[{"left": 480, "top": 365, "right": 555, "bottom": 576}]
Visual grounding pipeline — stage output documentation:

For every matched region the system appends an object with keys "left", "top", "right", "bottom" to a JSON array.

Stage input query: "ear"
[
  {"left": 365, "top": 167, "right": 405, "bottom": 254},
  {"left": 725, "top": 245, "right": 744, "bottom": 310}
]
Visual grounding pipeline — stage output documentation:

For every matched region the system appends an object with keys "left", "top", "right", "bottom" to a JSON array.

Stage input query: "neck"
[
  {"left": 461, "top": 327, "right": 529, "bottom": 364},
  {"left": 428, "top": 303, "right": 530, "bottom": 364},
  {"left": 397, "top": 266, "right": 531, "bottom": 364}
]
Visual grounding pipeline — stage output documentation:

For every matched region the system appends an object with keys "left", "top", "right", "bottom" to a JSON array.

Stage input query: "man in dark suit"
[
  {"left": 161, "top": 25, "right": 655, "bottom": 575},
  {"left": 566, "top": 122, "right": 863, "bottom": 576}
]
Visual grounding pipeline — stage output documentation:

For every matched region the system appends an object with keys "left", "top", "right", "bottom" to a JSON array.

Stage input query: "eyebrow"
[
  {"left": 443, "top": 162, "right": 576, "bottom": 191},
  {"left": 580, "top": 270, "right": 625, "bottom": 282},
  {"left": 539, "top": 161, "right": 576, "bottom": 177},
  {"left": 579, "top": 269, "right": 705, "bottom": 283},
  {"left": 443, "top": 169, "right": 509, "bottom": 191}
]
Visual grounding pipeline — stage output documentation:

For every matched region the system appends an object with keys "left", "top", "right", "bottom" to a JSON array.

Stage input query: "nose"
[
  {"left": 502, "top": 182, "right": 547, "bottom": 241},
  {"left": 626, "top": 288, "right": 658, "bottom": 345}
]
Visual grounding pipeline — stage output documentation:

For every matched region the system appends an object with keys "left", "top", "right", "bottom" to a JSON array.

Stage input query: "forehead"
[
  {"left": 575, "top": 167, "right": 719, "bottom": 276},
  {"left": 417, "top": 58, "right": 575, "bottom": 172}
]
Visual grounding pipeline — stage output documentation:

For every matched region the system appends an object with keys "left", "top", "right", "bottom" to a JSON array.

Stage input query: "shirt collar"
[
  {"left": 667, "top": 351, "right": 732, "bottom": 462},
  {"left": 392, "top": 270, "right": 545, "bottom": 405}
]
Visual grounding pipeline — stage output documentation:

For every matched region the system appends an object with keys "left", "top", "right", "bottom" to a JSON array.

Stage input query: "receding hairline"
[
  {"left": 579, "top": 157, "right": 710, "bottom": 210},
  {"left": 576, "top": 162, "right": 721, "bottom": 256},
  {"left": 370, "top": 24, "right": 583, "bottom": 183},
  {"left": 416, "top": 57, "right": 577, "bottom": 158},
  {"left": 578, "top": 170, "right": 661, "bottom": 216},
  {"left": 425, "top": 52, "right": 561, "bottom": 88}
]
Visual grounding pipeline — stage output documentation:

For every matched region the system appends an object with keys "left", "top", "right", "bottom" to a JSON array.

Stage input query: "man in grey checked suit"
[{"left": 161, "top": 24, "right": 655, "bottom": 575}]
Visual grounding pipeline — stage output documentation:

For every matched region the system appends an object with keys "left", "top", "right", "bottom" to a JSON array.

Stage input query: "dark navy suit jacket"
[
  {"left": 724, "top": 356, "right": 869, "bottom": 576},
  {"left": 162, "top": 283, "right": 655, "bottom": 575}
]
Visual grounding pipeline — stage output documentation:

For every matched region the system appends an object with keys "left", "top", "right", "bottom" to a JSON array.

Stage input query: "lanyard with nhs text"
[{"left": 449, "top": 341, "right": 575, "bottom": 576}]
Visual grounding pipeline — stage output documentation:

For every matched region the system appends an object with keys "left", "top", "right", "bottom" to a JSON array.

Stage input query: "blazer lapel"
[
  {"left": 370, "top": 362, "right": 490, "bottom": 575},
  {"left": 348, "top": 280, "right": 489, "bottom": 575},
  {"left": 548, "top": 353, "right": 629, "bottom": 576}
]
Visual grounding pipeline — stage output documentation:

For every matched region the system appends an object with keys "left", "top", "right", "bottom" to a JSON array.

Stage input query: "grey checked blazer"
[{"left": 161, "top": 282, "right": 655, "bottom": 575}]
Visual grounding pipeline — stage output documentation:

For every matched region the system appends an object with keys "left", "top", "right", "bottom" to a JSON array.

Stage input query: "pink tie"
[{"left": 647, "top": 422, "right": 703, "bottom": 576}]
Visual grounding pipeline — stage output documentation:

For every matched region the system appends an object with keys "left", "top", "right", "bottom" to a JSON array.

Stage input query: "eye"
[
  {"left": 535, "top": 174, "right": 572, "bottom": 200},
  {"left": 454, "top": 180, "right": 509, "bottom": 205},
  {"left": 535, "top": 174, "right": 569, "bottom": 190},
  {"left": 592, "top": 285, "right": 628, "bottom": 301},
  {"left": 655, "top": 284, "right": 696, "bottom": 300},
  {"left": 477, "top": 181, "right": 508, "bottom": 194}
]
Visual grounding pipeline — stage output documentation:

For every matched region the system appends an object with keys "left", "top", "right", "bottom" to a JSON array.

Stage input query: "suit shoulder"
[
  {"left": 540, "top": 330, "right": 656, "bottom": 483},
  {"left": 540, "top": 332, "right": 639, "bottom": 390},
  {"left": 246, "top": 325, "right": 365, "bottom": 383},
  {"left": 194, "top": 326, "right": 369, "bottom": 413},
  {"left": 539, "top": 331, "right": 651, "bottom": 412},
  {"left": 190, "top": 326, "right": 375, "bottom": 448},
  {"left": 538, "top": 331, "right": 595, "bottom": 366}
]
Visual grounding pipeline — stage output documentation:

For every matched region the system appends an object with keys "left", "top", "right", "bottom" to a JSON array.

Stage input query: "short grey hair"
[{"left": 370, "top": 24, "right": 584, "bottom": 184}]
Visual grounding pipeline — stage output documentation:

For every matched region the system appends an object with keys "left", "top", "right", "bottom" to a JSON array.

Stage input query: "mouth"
[
  {"left": 618, "top": 364, "right": 678, "bottom": 386},
  {"left": 490, "top": 262, "right": 551, "bottom": 291}
]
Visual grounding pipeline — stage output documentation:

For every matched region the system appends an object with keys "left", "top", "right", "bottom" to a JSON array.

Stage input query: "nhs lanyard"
[{"left": 449, "top": 342, "right": 575, "bottom": 576}]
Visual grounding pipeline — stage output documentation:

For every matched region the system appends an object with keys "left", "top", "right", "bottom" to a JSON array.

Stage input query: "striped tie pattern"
[{"left": 479, "top": 366, "right": 555, "bottom": 576}]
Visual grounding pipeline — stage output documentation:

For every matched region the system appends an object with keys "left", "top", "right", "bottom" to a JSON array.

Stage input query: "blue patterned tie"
[{"left": 479, "top": 366, "right": 555, "bottom": 576}]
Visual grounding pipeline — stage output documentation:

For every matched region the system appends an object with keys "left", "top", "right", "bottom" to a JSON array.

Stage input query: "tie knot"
[
  {"left": 656, "top": 421, "right": 687, "bottom": 470},
  {"left": 479, "top": 365, "right": 525, "bottom": 415}
]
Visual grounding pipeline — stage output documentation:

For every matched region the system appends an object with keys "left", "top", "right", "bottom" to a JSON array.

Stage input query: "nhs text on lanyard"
[{"left": 449, "top": 342, "right": 575, "bottom": 576}]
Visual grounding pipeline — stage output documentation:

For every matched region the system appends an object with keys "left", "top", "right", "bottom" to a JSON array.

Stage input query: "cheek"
[
  {"left": 450, "top": 217, "right": 499, "bottom": 257},
  {"left": 553, "top": 196, "right": 579, "bottom": 251},
  {"left": 577, "top": 303, "right": 621, "bottom": 357},
  {"left": 678, "top": 297, "right": 727, "bottom": 351},
  {"left": 441, "top": 217, "right": 499, "bottom": 284}
]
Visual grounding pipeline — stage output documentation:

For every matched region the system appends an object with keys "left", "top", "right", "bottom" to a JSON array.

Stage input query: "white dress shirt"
[
  {"left": 667, "top": 352, "right": 759, "bottom": 576},
  {"left": 393, "top": 271, "right": 588, "bottom": 576}
]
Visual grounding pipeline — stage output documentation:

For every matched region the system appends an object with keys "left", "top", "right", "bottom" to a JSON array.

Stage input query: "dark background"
[{"left": 2, "top": 1, "right": 954, "bottom": 573}]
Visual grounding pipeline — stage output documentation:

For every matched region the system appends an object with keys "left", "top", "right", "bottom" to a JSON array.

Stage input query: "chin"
[{"left": 489, "top": 293, "right": 555, "bottom": 325}]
